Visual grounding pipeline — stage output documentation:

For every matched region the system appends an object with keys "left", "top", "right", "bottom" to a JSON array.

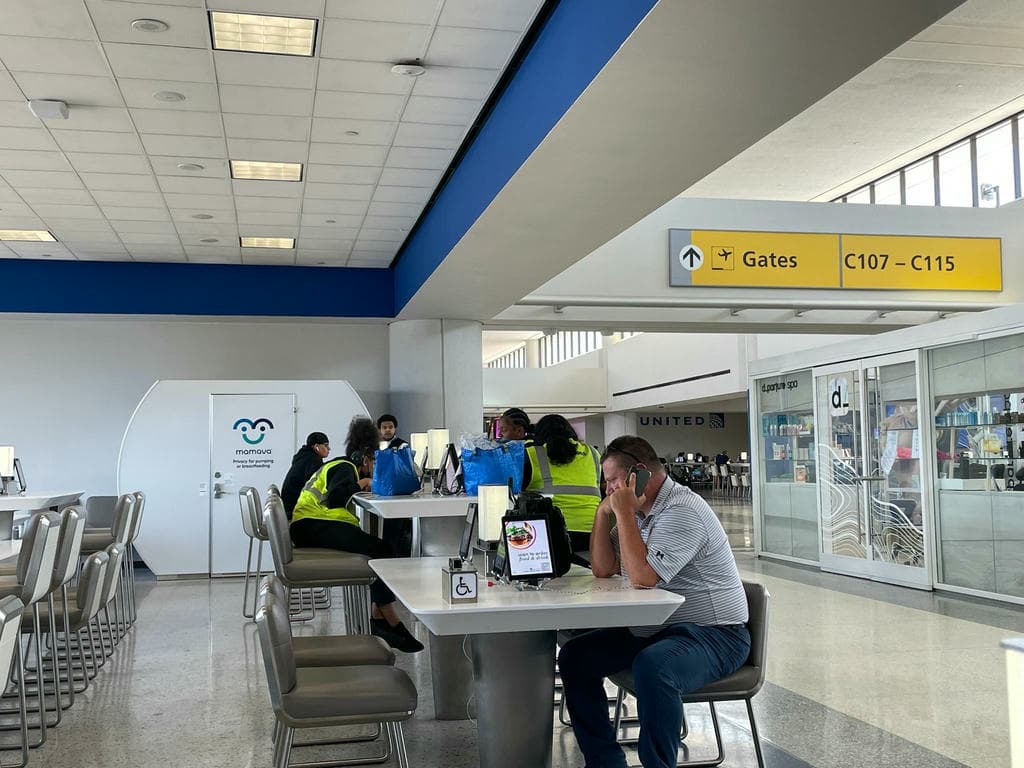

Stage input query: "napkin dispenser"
[{"left": 442, "top": 558, "right": 478, "bottom": 603}]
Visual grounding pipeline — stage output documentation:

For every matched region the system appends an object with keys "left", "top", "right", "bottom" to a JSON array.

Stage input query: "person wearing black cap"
[{"left": 280, "top": 431, "right": 330, "bottom": 518}]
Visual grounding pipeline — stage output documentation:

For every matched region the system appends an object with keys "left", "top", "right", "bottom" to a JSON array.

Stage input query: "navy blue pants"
[{"left": 558, "top": 623, "right": 751, "bottom": 768}]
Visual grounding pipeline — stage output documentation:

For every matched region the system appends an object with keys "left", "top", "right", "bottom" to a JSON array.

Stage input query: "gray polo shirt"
[{"left": 611, "top": 477, "right": 747, "bottom": 636}]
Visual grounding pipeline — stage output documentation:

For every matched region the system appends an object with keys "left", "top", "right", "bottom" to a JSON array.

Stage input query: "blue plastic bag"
[
  {"left": 372, "top": 445, "right": 421, "bottom": 496},
  {"left": 460, "top": 441, "right": 525, "bottom": 496}
]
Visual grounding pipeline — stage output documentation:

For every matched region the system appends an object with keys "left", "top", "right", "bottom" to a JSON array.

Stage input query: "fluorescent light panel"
[
  {"left": 230, "top": 160, "right": 303, "bottom": 182},
  {"left": 0, "top": 230, "right": 56, "bottom": 242},
  {"left": 241, "top": 237, "right": 294, "bottom": 249},
  {"left": 210, "top": 11, "right": 317, "bottom": 56}
]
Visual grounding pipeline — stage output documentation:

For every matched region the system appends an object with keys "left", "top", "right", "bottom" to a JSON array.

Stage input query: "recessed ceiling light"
[
  {"left": 241, "top": 236, "right": 294, "bottom": 249},
  {"left": 0, "top": 229, "right": 56, "bottom": 242},
  {"left": 154, "top": 90, "right": 186, "bottom": 103},
  {"left": 201, "top": 238, "right": 219, "bottom": 243},
  {"left": 210, "top": 11, "right": 317, "bottom": 56},
  {"left": 177, "top": 162, "right": 205, "bottom": 171},
  {"left": 131, "top": 18, "right": 169, "bottom": 33},
  {"left": 391, "top": 62, "right": 426, "bottom": 77},
  {"left": 344, "top": 130, "right": 360, "bottom": 136},
  {"left": 192, "top": 213, "right": 214, "bottom": 220},
  {"left": 230, "top": 160, "right": 302, "bottom": 182}
]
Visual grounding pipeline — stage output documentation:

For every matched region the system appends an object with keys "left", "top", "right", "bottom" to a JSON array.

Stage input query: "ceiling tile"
[
  {"left": 131, "top": 108, "right": 224, "bottom": 136},
  {"left": 128, "top": 243, "right": 185, "bottom": 254},
  {"left": 0, "top": 202, "right": 39, "bottom": 217},
  {"left": 2, "top": 169, "right": 82, "bottom": 188},
  {"left": 169, "top": 208, "right": 237, "bottom": 223},
  {"left": 223, "top": 114, "right": 310, "bottom": 141},
  {"left": 299, "top": 214, "right": 362, "bottom": 228},
  {"left": 53, "top": 106, "right": 135, "bottom": 132},
  {"left": 427, "top": 26, "right": 520, "bottom": 69},
  {"left": 232, "top": 179, "right": 303, "bottom": 197},
  {"left": 0, "top": 150, "right": 70, "bottom": 171},
  {"left": 321, "top": 19, "right": 430, "bottom": 62},
  {"left": 234, "top": 195, "right": 302, "bottom": 212},
  {"left": 439, "top": 0, "right": 541, "bottom": 32},
  {"left": 12, "top": 72, "right": 124, "bottom": 106},
  {"left": 67, "top": 152, "right": 153, "bottom": 174},
  {"left": 91, "top": 190, "right": 166, "bottom": 207},
  {"left": 378, "top": 167, "right": 442, "bottom": 187},
  {"left": 218, "top": 85, "right": 313, "bottom": 117},
  {"left": 163, "top": 192, "right": 236, "bottom": 209},
  {"left": 111, "top": 220, "right": 177, "bottom": 234},
  {"left": 324, "top": 0, "right": 437, "bottom": 24},
  {"left": 119, "top": 231, "right": 180, "bottom": 244},
  {"left": 0, "top": 37, "right": 108, "bottom": 76},
  {"left": 217, "top": 0, "right": 321, "bottom": 14},
  {"left": 308, "top": 143, "right": 387, "bottom": 166},
  {"left": 367, "top": 200, "right": 423, "bottom": 217},
  {"left": 185, "top": 248, "right": 241, "bottom": 262},
  {"left": 347, "top": 260, "right": 389, "bottom": 268},
  {"left": 17, "top": 188, "right": 95, "bottom": 205},
  {"left": 80, "top": 171, "right": 160, "bottom": 192},
  {"left": 304, "top": 182, "right": 374, "bottom": 200},
  {"left": 74, "top": 252, "right": 133, "bottom": 261},
  {"left": 314, "top": 91, "right": 405, "bottom": 121},
  {"left": 105, "top": 43, "right": 215, "bottom": 82},
  {"left": 311, "top": 118, "right": 395, "bottom": 145},
  {"left": 353, "top": 239, "right": 401, "bottom": 252},
  {"left": 316, "top": 60, "right": 414, "bottom": 95},
  {"left": 0, "top": 102, "right": 47, "bottom": 129},
  {"left": 86, "top": 1, "right": 210, "bottom": 47},
  {"left": 0, "top": 127, "right": 56, "bottom": 151},
  {"left": 301, "top": 198, "right": 369, "bottom": 215},
  {"left": 31, "top": 203, "right": 105, "bottom": 220},
  {"left": 7, "top": 243, "right": 76, "bottom": 259},
  {"left": 402, "top": 95, "right": 478, "bottom": 125},
  {"left": 412, "top": 66, "right": 499, "bottom": 100},
  {"left": 63, "top": 236, "right": 123, "bottom": 247},
  {"left": 177, "top": 235, "right": 237, "bottom": 248},
  {"left": 141, "top": 134, "right": 227, "bottom": 157},
  {"left": 158, "top": 176, "right": 231, "bottom": 195},
  {"left": 214, "top": 50, "right": 315, "bottom": 88},
  {"left": 102, "top": 206, "right": 171, "bottom": 221},
  {"left": 242, "top": 252, "right": 296, "bottom": 265},
  {"left": 174, "top": 221, "right": 239, "bottom": 236},
  {"left": 305, "top": 163, "right": 381, "bottom": 184},
  {"left": 226, "top": 138, "right": 307, "bottom": 162},
  {"left": 359, "top": 227, "right": 406, "bottom": 242},
  {"left": 372, "top": 185, "right": 431, "bottom": 203},
  {"left": 296, "top": 254, "right": 347, "bottom": 266},
  {"left": 351, "top": 249, "right": 398, "bottom": 260},
  {"left": 385, "top": 146, "right": 455, "bottom": 170},
  {"left": 2, "top": 0, "right": 98, "bottom": 39},
  {"left": 0, "top": 216, "right": 47, "bottom": 230},
  {"left": 149, "top": 156, "right": 229, "bottom": 178},
  {"left": 236, "top": 211, "right": 299, "bottom": 226},
  {"left": 46, "top": 218, "right": 115, "bottom": 233},
  {"left": 296, "top": 237, "right": 354, "bottom": 251},
  {"left": 118, "top": 78, "right": 221, "bottom": 111},
  {"left": 0, "top": 71, "right": 21, "bottom": 102},
  {"left": 51, "top": 130, "right": 145, "bottom": 155}
]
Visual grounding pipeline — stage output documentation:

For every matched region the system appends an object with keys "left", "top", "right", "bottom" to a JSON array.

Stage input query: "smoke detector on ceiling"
[
  {"left": 27, "top": 99, "right": 68, "bottom": 120},
  {"left": 131, "top": 18, "right": 169, "bottom": 32},
  {"left": 391, "top": 61, "right": 426, "bottom": 77}
]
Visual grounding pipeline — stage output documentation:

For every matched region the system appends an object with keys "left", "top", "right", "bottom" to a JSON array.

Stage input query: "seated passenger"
[
  {"left": 290, "top": 417, "right": 423, "bottom": 653},
  {"left": 498, "top": 407, "right": 533, "bottom": 442},
  {"left": 280, "top": 431, "right": 329, "bottom": 519},
  {"left": 558, "top": 436, "right": 749, "bottom": 768}
]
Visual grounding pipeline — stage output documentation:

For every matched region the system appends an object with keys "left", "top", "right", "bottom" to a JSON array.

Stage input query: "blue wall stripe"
[
  {"left": 0, "top": 259, "right": 394, "bottom": 318},
  {"left": 392, "top": 0, "right": 658, "bottom": 313}
]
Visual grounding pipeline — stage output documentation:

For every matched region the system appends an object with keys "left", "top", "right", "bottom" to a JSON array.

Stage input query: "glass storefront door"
[{"left": 814, "top": 352, "right": 931, "bottom": 588}]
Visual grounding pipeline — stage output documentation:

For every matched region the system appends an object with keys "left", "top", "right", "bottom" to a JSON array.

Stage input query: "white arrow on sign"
[{"left": 678, "top": 244, "right": 704, "bottom": 271}]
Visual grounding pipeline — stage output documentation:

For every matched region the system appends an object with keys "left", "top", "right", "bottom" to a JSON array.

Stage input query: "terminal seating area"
[{"left": 0, "top": 492, "right": 145, "bottom": 766}]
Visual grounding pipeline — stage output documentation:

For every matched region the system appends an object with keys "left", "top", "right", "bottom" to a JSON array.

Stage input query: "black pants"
[
  {"left": 290, "top": 518, "right": 396, "bottom": 607},
  {"left": 381, "top": 518, "right": 413, "bottom": 558}
]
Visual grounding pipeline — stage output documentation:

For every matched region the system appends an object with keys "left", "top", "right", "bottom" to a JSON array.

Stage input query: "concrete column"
[
  {"left": 388, "top": 319, "right": 482, "bottom": 439},
  {"left": 603, "top": 412, "right": 638, "bottom": 443}
]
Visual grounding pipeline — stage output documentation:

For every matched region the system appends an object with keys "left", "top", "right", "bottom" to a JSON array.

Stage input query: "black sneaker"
[{"left": 371, "top": 618, "right": 424, "bottom": 653}]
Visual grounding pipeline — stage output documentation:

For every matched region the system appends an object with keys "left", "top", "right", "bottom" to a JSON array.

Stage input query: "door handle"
[
  {"left": 213, "top": 483, "right": 230, "bottom": 498},
  {"left": 851, "top": 476, "right": 886, "bottom": 482}
]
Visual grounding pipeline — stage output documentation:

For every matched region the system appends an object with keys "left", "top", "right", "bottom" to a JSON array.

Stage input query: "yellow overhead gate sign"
[{"left": 668, "top": 229, "right": 1002, "bottom": 292}]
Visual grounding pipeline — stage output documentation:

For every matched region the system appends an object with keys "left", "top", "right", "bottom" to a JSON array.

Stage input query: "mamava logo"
[{"left": 233, "top": 417, "right": 275, "bottom": 445}]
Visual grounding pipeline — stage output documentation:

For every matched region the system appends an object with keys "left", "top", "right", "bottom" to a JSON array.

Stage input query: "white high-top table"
[
  {"left": 0, "top": 492, "right": 83, "bottom": 539},
  {"left": 349, "top": 492, "right": 473, "bottom": 556},
  {"left": 370, "top": 556, "right": 684, "bottom": 768}
]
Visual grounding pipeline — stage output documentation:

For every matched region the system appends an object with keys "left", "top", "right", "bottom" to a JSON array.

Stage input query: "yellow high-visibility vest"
[
  {"left": 292, "top": 458, "right": 360, "bottom": 526},
  {"left": 526, "top": 441, "right": 601, "bottom": 532}
]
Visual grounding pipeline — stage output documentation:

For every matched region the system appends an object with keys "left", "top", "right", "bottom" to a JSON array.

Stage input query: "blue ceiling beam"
[{"left": 392, "top": 0, "right": 658, "bottom": 313}]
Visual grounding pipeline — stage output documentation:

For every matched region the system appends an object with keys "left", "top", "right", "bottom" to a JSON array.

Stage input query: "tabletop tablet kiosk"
[
  {"left": 501, "top": 512, "right": 556, "bottom": 587},
  {"left": 459, "top": 502, "right": 478, "bottom": 562}
]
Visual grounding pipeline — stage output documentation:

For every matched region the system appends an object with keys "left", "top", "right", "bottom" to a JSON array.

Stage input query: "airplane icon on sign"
[{"left": 712, "top": 245, "right": 735, "bottom": 271}]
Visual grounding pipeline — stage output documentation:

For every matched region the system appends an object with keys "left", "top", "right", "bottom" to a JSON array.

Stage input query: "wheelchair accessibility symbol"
[{"left": 455, "top": 577, "right": 471, "bottom": 596}]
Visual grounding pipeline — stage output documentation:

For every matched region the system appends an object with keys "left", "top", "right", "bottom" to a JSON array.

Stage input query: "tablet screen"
[
  {"left": 459, "top": 503, "right": 477, "bottom": 561},
  {"left": 504, "top": 517, "right": 554, "bottom": 579}
]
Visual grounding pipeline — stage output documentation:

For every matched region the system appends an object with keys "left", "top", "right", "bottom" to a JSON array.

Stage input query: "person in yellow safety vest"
[
  {"left": 290, "top": 417, "right": 423, "bottom": 653},
  {"left": 525, "top": 414, "right": 601, "bottom": 556}
]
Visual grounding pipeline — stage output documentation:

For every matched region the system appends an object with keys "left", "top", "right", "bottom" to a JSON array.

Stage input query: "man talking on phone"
[{"left": 558, "top": 435, "right": 750, "bottom": 768}]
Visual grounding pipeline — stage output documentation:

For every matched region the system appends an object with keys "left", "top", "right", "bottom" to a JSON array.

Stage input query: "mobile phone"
[{"left": 629, "top": 466, "right": 652, "bottom": 497}]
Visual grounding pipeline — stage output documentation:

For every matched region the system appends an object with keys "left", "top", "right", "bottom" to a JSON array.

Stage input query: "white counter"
[
  {"left": 350, "top": 492, "right": 475, "bottom": 519},
  {"left": 370, "top": 556, "right": 684, "bottom": 636},
  {"left": 0, "top": 492, "right": 83, "bottom": 513}
]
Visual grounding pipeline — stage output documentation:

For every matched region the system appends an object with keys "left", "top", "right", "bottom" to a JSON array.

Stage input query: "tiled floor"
[{"left": 10, "top": 499, "right": 1018, "bottom": 768}]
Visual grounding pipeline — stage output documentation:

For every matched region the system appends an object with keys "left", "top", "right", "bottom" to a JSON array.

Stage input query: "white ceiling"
[
  {"left": 683, "top": 0, "right": 1024, "bottom": 203},
  {"left": 0, "top": 0, "right": 543, "bottom": 266}
]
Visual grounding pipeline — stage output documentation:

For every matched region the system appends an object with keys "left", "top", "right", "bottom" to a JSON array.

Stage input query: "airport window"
[
  {"left": 834, "top": 109, "right": 1024, "bottom": 208},
  {"left": 487, "top": 345, "right": 526, "bottom": 369},
  {"left": 538, "top": 331, "right": 603, "bottom": 367}
]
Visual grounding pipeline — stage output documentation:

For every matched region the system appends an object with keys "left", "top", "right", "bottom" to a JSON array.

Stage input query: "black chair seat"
[{"left": 293, "top": 634, "right": 395, "bottom": 668}]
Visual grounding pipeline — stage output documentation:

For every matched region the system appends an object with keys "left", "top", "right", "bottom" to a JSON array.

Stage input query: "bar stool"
[
  {"left": 0, "top": 596, "right": 27, "bottom": 766},
  {"left": 740, "top": 473, "right": 751, "bottom": 499},
  {"left": 83, "top": 544, "right": 126, "bottom": 664},
  {"left": 255, "top": 593, "right": 417, "bottom": 768},
  {"left": 240, "top": 486, "right": 264, "bottom": 619},
  {"left": 264, "top": 487, "right": 330, "bottom": 618},
  {"left": 262, "top": 496, "right": 374, "bottom": 635},
  {"left": 0, "top": 512, "right": 61, "bottom": 748}
]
